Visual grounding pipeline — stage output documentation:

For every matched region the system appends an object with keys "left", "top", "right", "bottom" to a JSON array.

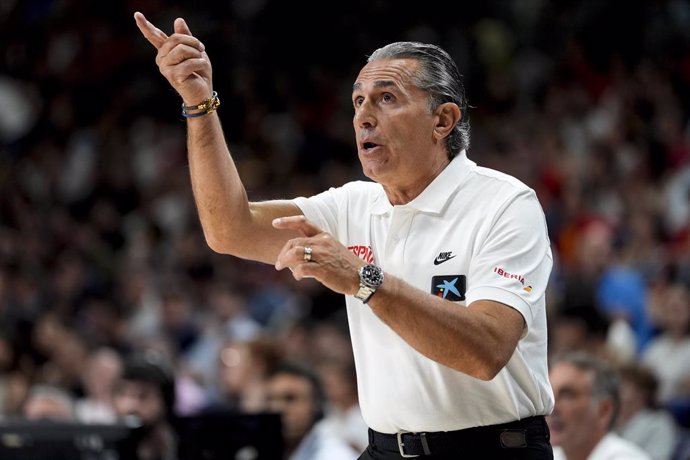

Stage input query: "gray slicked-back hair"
[
  {"left": 367, "top": 42, "right": 470, "bottom": 159},
  {"left": 554, "top": 351, "right": 621, "bottom": 430}
]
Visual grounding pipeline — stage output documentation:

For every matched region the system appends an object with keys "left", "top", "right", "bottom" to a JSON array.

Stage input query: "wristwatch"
[{"left": 355, "top": 264, "right": 384, "bottom": 304}]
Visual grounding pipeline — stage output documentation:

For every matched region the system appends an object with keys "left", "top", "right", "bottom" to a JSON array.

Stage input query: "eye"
[
  {"left": 557, "top": 388, "right": 581, "bottom": 401},
  {"left": 353, "top": 96, "right": 364, "bottom": 107},
  {"left": 382, "top": 93, "right": 394, "bottom": 103}
]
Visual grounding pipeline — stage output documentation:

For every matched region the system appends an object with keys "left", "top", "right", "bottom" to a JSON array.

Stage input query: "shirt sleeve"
[
  {"left": 464, "top": 188, "right": 553, "bottom": 328},
  {"left": 292, "top": 187, "right": 341, "bottom": 238}
]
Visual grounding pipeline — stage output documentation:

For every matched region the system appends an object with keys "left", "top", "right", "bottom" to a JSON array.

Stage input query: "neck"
[
  {"left": 138, "top": 424, "right": 174, "bottom": 460},
  {"left": 283, "top": 436, "right": 304, "bottom": 459},
  {"left": 563, "top": 434, "right": 606, "bottom": 460},
  {"left": 383, "top": 156, "right": 449, "bottom": 205}
]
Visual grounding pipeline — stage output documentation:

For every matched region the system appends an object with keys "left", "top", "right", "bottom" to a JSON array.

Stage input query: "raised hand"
[{"left": 133, "top": 12, "right": 212, "bottom": 107}]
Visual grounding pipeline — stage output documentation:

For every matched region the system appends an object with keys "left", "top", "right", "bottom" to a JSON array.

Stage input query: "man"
[
  {"left": 113, "top": 349, "right": 178, "bottom": 460},
  {"left": 134, "top": 12, "right": 554, "bottom": 458},
  {"left": 548, "top": 352, "right": 651, "bottom": 460},
  {"left": 265, "top": 361, "right": 360, "bottom": 460}
]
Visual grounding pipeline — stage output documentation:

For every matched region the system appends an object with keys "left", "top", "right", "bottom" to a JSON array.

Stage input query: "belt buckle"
[{"left": 396, "top": 431, "right": 420, "bottom": 458}]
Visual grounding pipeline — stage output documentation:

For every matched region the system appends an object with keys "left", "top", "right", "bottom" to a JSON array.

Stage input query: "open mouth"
[{"left": 362, "top": 142, "right": 378, "bottom": 151}]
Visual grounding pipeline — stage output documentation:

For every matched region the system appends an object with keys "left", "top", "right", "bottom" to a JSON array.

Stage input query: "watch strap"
[{"left": 355, "top": 285, "right": 376, "bottom": 303}]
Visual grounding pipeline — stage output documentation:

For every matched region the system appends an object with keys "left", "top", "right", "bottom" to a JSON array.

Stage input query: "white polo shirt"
[{"left": 293, "top": 151, "right": 554, "bottom": 433}]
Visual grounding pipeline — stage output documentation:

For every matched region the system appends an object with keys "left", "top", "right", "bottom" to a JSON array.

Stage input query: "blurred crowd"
[{"left": 1, "top": 0, "right": 690, "bottom": 459}]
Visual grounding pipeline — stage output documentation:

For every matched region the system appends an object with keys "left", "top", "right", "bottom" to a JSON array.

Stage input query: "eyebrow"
[{"left": 352, "top": 80, "right": 396, "bottom": 92}]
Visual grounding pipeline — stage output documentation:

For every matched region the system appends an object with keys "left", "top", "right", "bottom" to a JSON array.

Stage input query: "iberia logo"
[
  {"left": 493, "top": 266, "right": 526, "bottom": 285},
  {"left": 348, "top": 245, "right": 375, "bottom": 264}
]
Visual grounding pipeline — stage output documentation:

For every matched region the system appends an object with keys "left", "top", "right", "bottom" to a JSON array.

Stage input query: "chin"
[
  {"left": 361, "top": 162, "right": 390, "bottom": 183},
  {"left": 549, "top": 431, "right": 565, "bottom": 447}
]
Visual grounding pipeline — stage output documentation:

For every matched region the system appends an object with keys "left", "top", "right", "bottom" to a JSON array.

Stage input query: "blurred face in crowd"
[
  {"left": 547, "top": 362, "right": 613, "bottom": 457},
  {"left": 23, "top": 392, "right": 73, "bottom": 420},
  {"left": 81, "top": 349, "right": 122, "bottom": 402},
  {"left": 113, "top": 380, "right": 165, "bottom": 427},
  {"left": 266, "top": 373, "right": 318, "bottom": 443},
  {"left": 662, "top": 284, "right": 690, "bottom": 335},
  {"left": 352, "top": 58, "right": 451, "bottom": 200},
  {"left": 617, "top": 376, "right": 643, "bottom": 429},
  {"left": 218, "top": 341, "right": 255, "bottom": 396}
]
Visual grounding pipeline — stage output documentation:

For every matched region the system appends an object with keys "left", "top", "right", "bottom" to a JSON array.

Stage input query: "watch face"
[{"left": 362, "top": 265, "right": 384, "bottom": 287}]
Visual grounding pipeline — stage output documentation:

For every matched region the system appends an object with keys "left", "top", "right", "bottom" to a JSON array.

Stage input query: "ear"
[
  {"left": 433, "top": 102, "right": 461, "bottom": 141},
  {"left": 597, "top": 398, "right": 616, "bottom": 430}
]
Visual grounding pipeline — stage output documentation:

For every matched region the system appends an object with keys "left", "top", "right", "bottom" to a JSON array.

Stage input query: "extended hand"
[
  {"left": 273, "top": 216, "right": 364, "bottom": 296},
  {"left": 133, "top": 12, "right": 212, "bottom": 107}
]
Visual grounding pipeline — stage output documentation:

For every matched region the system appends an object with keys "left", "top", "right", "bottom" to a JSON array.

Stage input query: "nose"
[
  {"left": 353, "top": 101, "right": 376, "bottom": 129},
  {"left": 117, "top": 393, "right": 140, "bottom": 415}
]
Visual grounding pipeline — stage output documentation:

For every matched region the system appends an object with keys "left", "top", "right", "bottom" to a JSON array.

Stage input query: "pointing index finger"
[
  {"left": 134, "top": 11, "right": 168, "bottom": 50},
  {"left": 272, "top": 215, "right": 323, "bottom": 237}
]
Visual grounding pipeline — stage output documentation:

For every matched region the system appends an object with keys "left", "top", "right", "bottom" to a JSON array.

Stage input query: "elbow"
[
  {"left": 465, "top": 353, "right": 512, "bottom": 381},
  {"left": 204, "top": 233, "right": 233, "bottom": 255},
  {"left": 473, "top": 364, "right": 502, "bottom": 381}
]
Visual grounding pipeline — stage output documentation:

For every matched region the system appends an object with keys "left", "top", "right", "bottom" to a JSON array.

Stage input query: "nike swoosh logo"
[{"left": 434, "top": 254, "right": 456, "bottom": 265}]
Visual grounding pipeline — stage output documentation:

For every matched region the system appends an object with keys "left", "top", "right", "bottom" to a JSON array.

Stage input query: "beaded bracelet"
[{"left": 181, "top": 91, "right": 221, "bottom": 118}]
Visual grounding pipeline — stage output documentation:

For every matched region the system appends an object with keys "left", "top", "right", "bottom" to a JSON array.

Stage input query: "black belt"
[{"left": 368, "top": 415, "right": 550, "bottom": 458}]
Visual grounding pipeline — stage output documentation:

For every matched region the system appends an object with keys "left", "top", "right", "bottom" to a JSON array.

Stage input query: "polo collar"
[{"left": 370, "top": 150, "right": 474, "bottom": 215}]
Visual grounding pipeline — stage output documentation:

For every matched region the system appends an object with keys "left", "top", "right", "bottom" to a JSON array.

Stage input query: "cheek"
[
  {"left": 112, "top": 394, "right": 130, "bottom": 411},
  {"left": 291, "top": 405, "right": 316, "bottom": 431},
  {"left": 568, "top": 402, "right": 596, "bottom": 428},
  {"left": 557, "top": 400, "right": 582, "bottom": 421},
  {"left": 140, "top": 397, "right": 164, "bottom": 419},
  {"left": 391, "top": 124, "right": 422, "bottom": 150}
]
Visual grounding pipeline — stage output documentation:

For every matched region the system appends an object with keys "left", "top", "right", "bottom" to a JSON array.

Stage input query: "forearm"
[
  {"left": 366, "top": 275, "right": 523, "bottom": 380},
  {"left": 186, "top": 113, "right": 252, "bottom": 254}
]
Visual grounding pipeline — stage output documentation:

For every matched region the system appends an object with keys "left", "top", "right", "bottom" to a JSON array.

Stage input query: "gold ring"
[{"left": 303, "top": 246, "right": 313, "bottom": 262}]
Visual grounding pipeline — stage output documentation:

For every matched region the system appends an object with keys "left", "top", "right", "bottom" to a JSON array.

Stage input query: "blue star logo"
[{"left": 436, "top": 277, "right": 461, "bottom": 299}]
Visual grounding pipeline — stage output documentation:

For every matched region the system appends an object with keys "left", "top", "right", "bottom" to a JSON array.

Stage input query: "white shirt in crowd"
[{"left": 553, "top": 433, "right": 652, "bottom": 460}]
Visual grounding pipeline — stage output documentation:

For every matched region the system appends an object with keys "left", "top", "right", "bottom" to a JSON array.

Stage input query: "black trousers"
[{"left": 358, "top": 416, "right": 553, "bottom": 460}]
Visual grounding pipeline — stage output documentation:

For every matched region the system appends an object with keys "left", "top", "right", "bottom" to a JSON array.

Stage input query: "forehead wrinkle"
[
  {"left": 353, "top": 59, "right": 418, "bottom": 92},
  {"left": 352, "top": 80, "right": 395, "bottom": 92}
]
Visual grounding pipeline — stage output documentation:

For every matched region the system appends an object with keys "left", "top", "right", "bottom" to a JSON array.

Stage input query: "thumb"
[{"left": 174, "top": 17, "right": 192, "bottom": 35}]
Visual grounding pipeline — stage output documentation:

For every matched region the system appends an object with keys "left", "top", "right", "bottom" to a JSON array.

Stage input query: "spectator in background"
[
  {"left": 597, "top": 261, "right": 653, "bottom": 359},
  {"left": 615, "top": 362, "right": 679, "bottom": 460},
  {"left": 182, "top": 282, "right": 263, "bottom": 403},
  {"left": 158, "top": 283, "right": 202, "bottom": 356},
  {"left": 112, "top": 349, "right": 178, "bottom": 460},
  {"left": 642, "top": 280, "right": 690, "bottom": 433},
  {"left": 548, "top": 351, "right": 650, "bottom": 460},
  {"left": 22, "top": 384, "right": 76, "bottom": 421},
  {"left": 30, "top": 313, "right": 89, "bottom": 394},
  {"left": 315, "top": 357, "right": 368, "bottom": 453},
  {"left": 642, "top": 282, "right": 690, "bottom": 406},
  {"left": 0, "top": 331, "right": 29, "bottom": 416},
  {"left": 214, "top": 337, "right": 283, "bottom": 413},
  {"left": 548, "top": 300, "right": 618, "bottom": 364},
  {"left": 265, "top": 361, "right": 359, "bottom": 460},
  {"left": 75, "top": 346, "right": 123, "bottom": 423},
  {"left": 0, "top": 372, "right": 29, "bottom": 417}
]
